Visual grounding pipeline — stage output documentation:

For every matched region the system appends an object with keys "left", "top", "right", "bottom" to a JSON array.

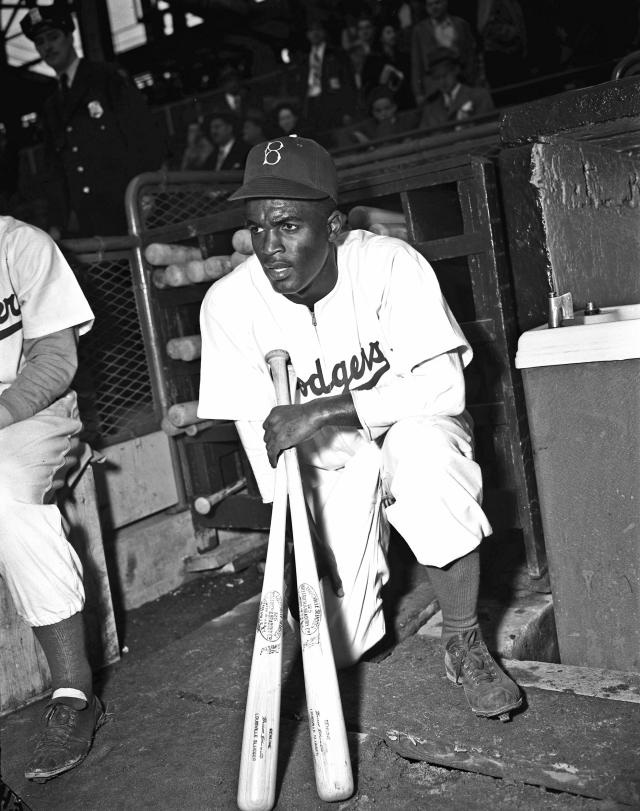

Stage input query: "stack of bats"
[{"left": 144, "top": 227, "right": 254, "bottom": 291}]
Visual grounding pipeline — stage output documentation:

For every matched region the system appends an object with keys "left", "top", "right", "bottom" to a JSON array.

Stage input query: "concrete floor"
[{"left": 1, "top": 535, "right": 639, "bottom": 811}]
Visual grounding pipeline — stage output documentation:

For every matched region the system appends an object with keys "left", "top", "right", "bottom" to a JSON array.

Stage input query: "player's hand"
[{"left": 262, "top": 402, "right": 323, "bottom": 467}]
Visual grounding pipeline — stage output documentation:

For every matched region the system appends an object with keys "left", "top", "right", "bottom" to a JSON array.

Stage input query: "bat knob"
[{"left": 265, "top": 349, "right": 290, "bottom": 365}]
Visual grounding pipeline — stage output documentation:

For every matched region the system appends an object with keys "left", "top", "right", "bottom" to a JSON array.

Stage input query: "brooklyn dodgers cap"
[
  {"left": 229, "top": 136, "right": 338, "bottom": 202},
  {"left": 21, "top": 5, "right": 75, "bottom": 40}
]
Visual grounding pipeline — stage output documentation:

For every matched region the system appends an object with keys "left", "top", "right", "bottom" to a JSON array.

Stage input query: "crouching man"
[{"left": 198, "top": 136, "right": 521, "bottom": 720}]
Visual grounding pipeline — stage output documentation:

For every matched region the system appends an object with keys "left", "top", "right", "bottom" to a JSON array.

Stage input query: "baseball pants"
[
  {"left": 0, "top": 390, "right": 85, "bottom": 626},
  {"left": 300, "top": 413, "right": 492, "bottom": 667}
]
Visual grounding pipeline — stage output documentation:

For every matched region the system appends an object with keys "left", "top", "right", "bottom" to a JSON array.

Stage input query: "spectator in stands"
[
  {"left": 355, "top": 13, "right": 379, "bottom": 54},
  {"left": 202, "top": 110, "right": 250, "bottom": 172},
  {"left": 347, "top": 84, "right": 420, "bottom": 145},
  {"left": 242, "top": 110, "right": 269, "bottom": 147},
  {"left": 340, "top": 13, "right": 361, "bottom": 52},
  {"left": 180, "top": 119, "right": 213, "bottom": 171},
  {"left": 20, "top": 4, "right": 165, "bottom": 238},
  {"left": 295, "top": 18, "right": 355, "bottom": 133},
  {"left": 411, "top": 0, "right": 478, "bottom": 107},
  {"left": 212, "top": 66, "right": 251, "bottom": 120},
  {"left": 377, "top": 21, "right": 415, "bottom": 109},
  {"left": 343, "top": 41, "right": 377, "bottom": 124},
  {"left": 271, "top": 102, "right": 306, "bottom": 138},
  {"left": 477, "top": 0, "right": 528, "bottom": 88},
  {"left": 418, "top": 47, "right": 494, "bottom": 129}
]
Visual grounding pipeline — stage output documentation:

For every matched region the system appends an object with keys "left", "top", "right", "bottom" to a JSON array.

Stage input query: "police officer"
[{"left": 21, "top": 5, "right": 166, "bottom": 237}]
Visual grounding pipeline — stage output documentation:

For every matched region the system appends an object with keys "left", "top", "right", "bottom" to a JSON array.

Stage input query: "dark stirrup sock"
[
  {"left": 424, "top": 549, "right": 481, "bottom": 645},
  {"left": 33, "top": 612, "right": 94, "bottom": 705}
]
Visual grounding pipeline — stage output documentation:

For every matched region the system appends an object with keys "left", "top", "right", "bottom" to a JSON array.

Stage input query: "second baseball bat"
[
  {"left": 265, "top": 349, "right": 354, "bottom": 803},
  {"left": 237, "top": 459, "right": 288, "bottom": 811}
]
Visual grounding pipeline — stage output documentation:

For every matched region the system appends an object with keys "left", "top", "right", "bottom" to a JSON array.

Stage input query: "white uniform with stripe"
[
  {"left": 199, "top": 229, "right": 491, "bottom": 665},
  {"left": 0, "top": 216, "right": 94, "bottom": 626}
]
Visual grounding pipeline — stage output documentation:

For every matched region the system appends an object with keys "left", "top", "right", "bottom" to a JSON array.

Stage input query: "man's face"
[
  {"left": 209, "top": 117, "right": 233, "bottom": 146},
  {"left": 357, "top": 18, "right": 375, "bottom": 45},
  {"left": 246, "top": 197, "right": 339, "bottom": 306},
  {"left": 380, "top": 25, "right": 397, "bottom": 47},
  {"left": 371, "top": 96, "right": 397, "bottom": 123},
  {"left": 278, "top": 108, "right": 297, "bottom": 133},
  {"left": 426, "top": 0, "right": 448, "bottom": 21},
  {"left": 34, "top": 28, "right": 75, "bottom": 73},
  {"left": 307, "top": 25, "right": 325, "bottom": 47},
  {"left": 432, "top": 63, "right": 458, "bottom": 93}
]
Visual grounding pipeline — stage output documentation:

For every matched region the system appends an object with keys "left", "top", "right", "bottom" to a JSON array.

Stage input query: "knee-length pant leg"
[
  {"left": 381, "top": 414, "right": 492, "bottom": 568},
  {"left": 300, "top": 441, "right": 390, "bottom": 668},
  {"left": 0, "top": 391, "right": 85, "bottom": 626}
]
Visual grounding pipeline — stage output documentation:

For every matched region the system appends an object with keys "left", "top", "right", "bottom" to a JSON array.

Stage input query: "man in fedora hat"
[
  {"left": 21, "top": 4, "right": 165, "bottom": 237},
  {"left": 418, "top": 47, "right": 494, "bottom": 129},
  {"left": 197, "top": 136, "right": 522, "bottom": 723}
]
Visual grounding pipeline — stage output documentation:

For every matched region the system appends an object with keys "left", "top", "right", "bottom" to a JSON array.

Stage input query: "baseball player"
[
  {"left": 198, "top": 136, "right": 522, "bottom": 720},
  {"left": 0, "top": 215, "right": 104, "bottom": 781}
]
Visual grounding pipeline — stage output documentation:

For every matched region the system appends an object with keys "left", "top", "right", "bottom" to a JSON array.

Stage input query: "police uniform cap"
[{"left": 20, "top": 5, "right": 75, "bottom": 41}]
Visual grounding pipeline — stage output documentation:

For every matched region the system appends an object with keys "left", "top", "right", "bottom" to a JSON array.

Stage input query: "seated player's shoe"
[
  {"left": 445, "top": 628, "right": 522, "bottom": 720},
  {"left": 24, "top": 695, "right": 106, "bottom": 782}
]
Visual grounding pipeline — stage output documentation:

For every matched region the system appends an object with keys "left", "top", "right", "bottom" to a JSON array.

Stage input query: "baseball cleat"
[
  {"left": 25, "top": 695, "right": 106, "bottom": 782},
  {"left": 444, "top": 628, "right": 522, "bottom": 720}
]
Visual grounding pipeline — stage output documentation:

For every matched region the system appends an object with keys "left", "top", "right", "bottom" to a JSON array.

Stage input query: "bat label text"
[
  {"left": 298, "top": 583, "right": 321, "bottom": 635},
  {"left": 258, "top": 590, "right": 283, "bottom": 642}
]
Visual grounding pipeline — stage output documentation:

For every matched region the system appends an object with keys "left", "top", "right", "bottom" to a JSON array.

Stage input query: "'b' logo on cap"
[{"left": 263, "top": 141, "right": 284, "bottom": 166}]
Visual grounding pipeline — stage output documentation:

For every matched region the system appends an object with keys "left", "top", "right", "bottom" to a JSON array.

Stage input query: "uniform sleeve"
[
  {"left": 234, "top": 420, "right": 275, "bottom": 503},
  {"left": 371, "top": 238, "right": 471, "bottom": 374},
  {"left": 8, "top": 223, "right": 94, "bottom": 339},
  {"left": 349, "top": 237, "right": 471, "bottom": 438},
  {"left": 0, "top": 329, "right": 77, "bottom": 423},
  {"left": 197, "top": 280, "right": 276, "bottom": 421}
]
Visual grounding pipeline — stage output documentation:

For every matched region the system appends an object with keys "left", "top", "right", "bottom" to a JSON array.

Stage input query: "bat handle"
[{"left": 265, "top": 349, "right": 292, "bottom": 407}]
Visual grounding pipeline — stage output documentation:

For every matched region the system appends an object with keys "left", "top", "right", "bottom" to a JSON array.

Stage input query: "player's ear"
[{"left": 327, "top": 210, "right": 345, "bottom": 242}]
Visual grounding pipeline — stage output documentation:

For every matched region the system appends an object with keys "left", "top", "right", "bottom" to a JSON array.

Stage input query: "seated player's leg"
[
  {"left": 0, "top": 391, "right": 106, "bottom": 781},
  {"left": 300, "top": 440, "right": 390, "bottom": 668},
  {"left": 381, "top": 414, "right": 522, "bottom": 719}
]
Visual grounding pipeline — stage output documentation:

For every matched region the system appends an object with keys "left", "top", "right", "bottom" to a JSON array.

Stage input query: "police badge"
[{"left": 88, "top": 101, "right": 104, "bottom": 119}]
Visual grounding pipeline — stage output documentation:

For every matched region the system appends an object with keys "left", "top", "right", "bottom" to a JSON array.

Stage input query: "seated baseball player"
[
  {"left": 198, "top": 136, "right": 522, "bottom": 721},
  {"left": 0, "top": 215, "right": 104, "bottom": 781}
]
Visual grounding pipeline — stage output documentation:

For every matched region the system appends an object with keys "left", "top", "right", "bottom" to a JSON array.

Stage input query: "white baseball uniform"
[
  {"left": 0, "top": 216, "right": 94, "bottom": 626},
  {"left": 198, "top": 229, "right": 491, "bottom": 664}
]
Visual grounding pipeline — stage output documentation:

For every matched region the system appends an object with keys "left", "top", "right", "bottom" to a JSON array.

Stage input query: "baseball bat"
[
  {"left": 164, "top": 263, "right": 193, "bottom": 287},
  {"left": 151, "top": 268, "right": 169, "bottom": 289},
  {"left": 185, "top": 255, "right": 233, "bottom": 284},
  {"left": 368, "top": 222, "right": 409, "bottom": 241},
  {"left": 184, "top": 419, "right": 216, "bottom": 436},
  {"left": 347, "top": 205, "right": 406, "bottom": 230},
  {"left": 166, "top": 335, "right": 202, "bottom": 361},
  {"left": 237, "top": 458, "right": 288, "bottom": 811},
  {"left": 194, "top": 477, "right": 247, "bottom": 515},
  {"left": 167, "top": 400, "right": 199, "bottom": 427},
  {"left": 144, "top": 242, "right": 202, "bottom": 265},
  {"left": 264, "top": 349, "right": 354, "bottom": 803},
  {"left": 232, "top": 228, "right": 254, "bottom": 255}
]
